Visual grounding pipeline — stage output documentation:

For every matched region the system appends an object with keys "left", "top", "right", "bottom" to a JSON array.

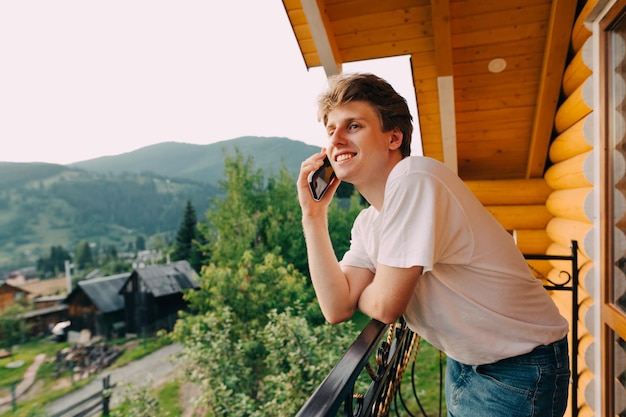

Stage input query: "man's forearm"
[{"left": 302, "top": 216, "right": 358, "bottom": 323}]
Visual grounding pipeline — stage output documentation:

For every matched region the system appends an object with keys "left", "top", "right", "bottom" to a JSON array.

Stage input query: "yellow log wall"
[{"left": 545, "top": 1, "right": 596, "bottom": 414}]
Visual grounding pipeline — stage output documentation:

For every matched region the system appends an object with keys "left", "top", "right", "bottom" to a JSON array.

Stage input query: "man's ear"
[{"left": 388, "top": 128, "right": 403, "bottom": 151}]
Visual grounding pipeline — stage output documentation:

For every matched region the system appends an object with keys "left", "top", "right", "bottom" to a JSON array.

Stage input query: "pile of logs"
[{"left": 55, "top": 341, "right": 123, "bottom": 379}]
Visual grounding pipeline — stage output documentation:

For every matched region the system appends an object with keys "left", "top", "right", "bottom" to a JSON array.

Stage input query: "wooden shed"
[
  {"left": 120, "top": 260, "right": 199, "bottom": 335},
  {"left": 0, "top": 280, "right": 29, "bottom": 312},
  {"left": 64, "top": 273, "right": 130, "bottom": 340},
  {"left": 279, "top": 0, "right": 626, "bottom": 415}
]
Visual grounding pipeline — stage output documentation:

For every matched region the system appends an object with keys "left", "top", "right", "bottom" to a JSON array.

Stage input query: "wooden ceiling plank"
[
  {"left": 454, "top": 68, "right": 542, "bottom": 88},
  {"left": 330, "top": 5, "right": 431, "bottom": 34},
  {"left": 340, "top": 38, "right": 432, "bottom": 62},
  {"left": 456, "top": 119, "right": 531, "bottom": 133},
  {"left": 451, "top": 4, "right": 551, "bottom": 33},
  {"left": 453, "top": 38, "right": 545, "bottom": 63},
  {"left": 301, "top": 0, "right": 343, "bottom": 76},
  {"left": 459, "top": 128, "right": 532, "bottom": 142},
  {"left": 458, "top": 82, "right": 538, "bottom": 99},
  {"left": 327, "top": 0, "right": 429, "bottom": 19},
  {"left": 455, "top": 106, "right": 536, "bottom": 123},
  {"left": 450, "top": 0, "right": 550, "bottom": 18},
  {"left": 455, "top": 93, "right": 538, "bottom": 112},
  {"left": 525, "top": 0, "right": 577, "bottom": 178},
  {"left": 334, "top": 23, "right": 431, "bottom": 49},
  {"left": 451, "top": 22, "right": 549, "bottom": 48}
]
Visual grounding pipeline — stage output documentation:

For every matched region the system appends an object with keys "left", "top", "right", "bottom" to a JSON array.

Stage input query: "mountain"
[
  {"left": 0, "top": 136, "right": 319, "bottom": 275},
  {"left": 70, "top": 136, "right": 320, "bottom": 186}
]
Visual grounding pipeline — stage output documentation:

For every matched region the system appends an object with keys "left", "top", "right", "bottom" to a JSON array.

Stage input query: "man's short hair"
[{"left": 317, "top": 73, "right": 413, "bottom": 158}]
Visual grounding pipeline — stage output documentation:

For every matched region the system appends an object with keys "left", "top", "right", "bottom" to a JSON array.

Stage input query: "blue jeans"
[{"left": 445, "top": 337, "right": 570, "bottom": 417}]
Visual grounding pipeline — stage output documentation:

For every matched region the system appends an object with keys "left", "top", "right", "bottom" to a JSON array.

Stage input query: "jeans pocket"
[{"left": 475, "top": 362, "right": 537, "bottom": 396}]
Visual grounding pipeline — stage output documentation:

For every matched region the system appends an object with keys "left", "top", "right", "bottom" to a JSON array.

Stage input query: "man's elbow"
[
  {"left": 368, "top": 306, "right": 403, "bottom": 325},
  {"left": 322, "top": 307, "right": 355, "bottom": 324},
  {"left": 375, "top": 312, "right": 401, "bottom": 325}
]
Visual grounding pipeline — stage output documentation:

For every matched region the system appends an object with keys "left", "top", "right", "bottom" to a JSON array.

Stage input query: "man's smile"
[{"left": 336, "top": 153, "right": 356, "bottom": 162}]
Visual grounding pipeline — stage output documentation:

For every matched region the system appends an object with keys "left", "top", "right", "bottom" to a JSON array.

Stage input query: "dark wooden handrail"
[{"left": 296, "top": 319, "right": 388, "bottom": 417}]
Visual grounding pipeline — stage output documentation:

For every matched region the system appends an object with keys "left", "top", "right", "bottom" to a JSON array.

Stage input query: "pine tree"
[{"left": 171, "top": 200, "right": 199, "bottom": 269}]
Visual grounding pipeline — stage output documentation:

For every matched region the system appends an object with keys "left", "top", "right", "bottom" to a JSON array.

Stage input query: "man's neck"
[{"left": 358, "top": 155, "right": 406, "bottom": 211}]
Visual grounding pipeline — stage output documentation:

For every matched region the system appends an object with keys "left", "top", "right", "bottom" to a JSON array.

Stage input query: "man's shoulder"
[{"left": 389, "top": 156, "right": 453, "bottom": 183}]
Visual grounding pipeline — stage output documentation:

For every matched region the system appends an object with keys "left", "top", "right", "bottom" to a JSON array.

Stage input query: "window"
[{"left": 602, "top": 1, "right": 626, "bottom": 415}]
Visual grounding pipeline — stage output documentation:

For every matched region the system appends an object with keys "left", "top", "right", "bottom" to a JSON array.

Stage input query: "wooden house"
[
  {"left": 280, "top": 0, "right": 626, "bottom": 415},
  {"left": 0, "top": 280, "right": 29, "bottom": 311},
  {"left": 120, "top": 260, "right": 199, "bottom": 335},
  {"left": 21, "top": 303, "right": 68, "bottom": 338},
  {"left": 64, "top": 273, "right": 130, "bottom": 340}
]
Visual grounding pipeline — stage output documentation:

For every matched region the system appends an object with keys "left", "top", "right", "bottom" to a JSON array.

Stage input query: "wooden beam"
[
  {"left": 464, "top": 178, "right": 552, "bottom": 205},
  {"left": 430, "top": 0, "right": 457, "bottom": 173},
  {"left": 301, "top": 0, "right": 342, "bottom": 76},
  {"left": 430, "top": 0, "right": 452, "bottom": 76},
  {"left": 485, "top": 205, "right": 553, "bottom": 230},
  {"left": 526, "top": 0, "right": 578, "bottom": 179}
]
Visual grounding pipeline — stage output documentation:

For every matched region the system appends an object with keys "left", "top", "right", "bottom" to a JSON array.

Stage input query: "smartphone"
[{"left": 308, "top": 156, "right": 336, "bottom": 201}]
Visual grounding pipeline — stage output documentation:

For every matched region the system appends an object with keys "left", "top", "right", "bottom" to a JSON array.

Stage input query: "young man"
[{"left": 297, "top": 73, "right": 570, "bottom": 417}]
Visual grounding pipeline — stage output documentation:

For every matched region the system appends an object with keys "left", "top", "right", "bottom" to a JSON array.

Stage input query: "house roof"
[
  {"left": 71, "top": 273, "right": 130, "bottom": 313},
  {"left": 21, "top": 303, "right": 68, "bottom": 319},
  {"left": 0, "top": 281, "right": 30, "bottom": 294},
  {"left": 281, "top": 0, "right": 580, "bottom": 181},
  {"left": 127, "top": 260, "right": 199, "bottom": 298}
]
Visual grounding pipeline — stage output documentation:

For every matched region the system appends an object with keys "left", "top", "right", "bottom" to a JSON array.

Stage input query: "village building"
[
  {"left": 120, "top": 260, "right": 199, "bottom": 335},
  {"left": 0, "top": 281, "right": 29, "bottom": 312},
  {"left": 64, "top": 273, "right": 130, "bottom": 340}
]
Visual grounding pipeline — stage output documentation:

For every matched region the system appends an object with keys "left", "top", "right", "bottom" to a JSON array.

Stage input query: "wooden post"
[
  {"left": 102, "top": 375, "right": 111, "bottom": 416},
  {"left": 11, "top": 382, "right": 16, "bottom": 413}
]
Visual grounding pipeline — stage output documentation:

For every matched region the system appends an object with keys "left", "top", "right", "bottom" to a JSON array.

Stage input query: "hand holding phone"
[{"left": 308, "top": 156, "right": 336, "bottom": 201}]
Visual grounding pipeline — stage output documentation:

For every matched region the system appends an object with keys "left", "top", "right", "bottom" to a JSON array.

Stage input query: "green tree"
[
  {"left": 201, "top": 149, "right": 365, "bottom": 273},
  {"left": 0, "top": 304, "right": 27, "bottom": 350},
  {"left": 74, "top": 240, "right": 93, "bottom": 270},
  {"left": 171, "top": 200, "right": 200, "bottom": 271},
  {"left": 172, "top": 254, "right": 356, "bottom": 416},
  {"left": 135, "top": 235, "right": 146, "bottom": 251},
  {"left": 203, "top": 150, "right": 266, "bottom": 268},
  {"left": 36, "top": 245, "right": 72, "bottom": 277}
]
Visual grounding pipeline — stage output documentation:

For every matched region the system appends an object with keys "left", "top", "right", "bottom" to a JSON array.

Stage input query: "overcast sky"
[{"left": 0, "top": 1, "right": 419, "bottom": 165}]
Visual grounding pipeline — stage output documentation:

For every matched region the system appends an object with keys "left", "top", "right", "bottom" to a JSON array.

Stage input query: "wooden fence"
[{"left": 48, "top": 375, "right": 114, "bottom": 417}]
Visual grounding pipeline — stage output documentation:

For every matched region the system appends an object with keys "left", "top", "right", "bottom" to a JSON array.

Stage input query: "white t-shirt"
[{"left": 340, "top": 156, "right": 569, "bottom": 365}]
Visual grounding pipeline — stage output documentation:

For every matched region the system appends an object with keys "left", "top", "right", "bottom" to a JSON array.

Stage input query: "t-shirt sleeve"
[
  {"left": 377, "top": 172, "right": 472, "bottom": 272},
  {"left": 340, "top": 210, "right": 376, "bottom": 273}
]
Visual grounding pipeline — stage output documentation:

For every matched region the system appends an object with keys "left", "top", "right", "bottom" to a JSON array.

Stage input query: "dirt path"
[
  {"left": 0, "top": 354, "right": 46, "bottom": 408},
  {"left": 44, "top": 343, "right": 182, "bottom": 416}
]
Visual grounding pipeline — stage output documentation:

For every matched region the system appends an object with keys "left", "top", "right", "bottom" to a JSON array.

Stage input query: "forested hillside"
[
  {"left": 70, "top": 136, "right": 319, "bottom": 186},
  {"left": 0, "top": 163, "right": 215, "bottom": 273},
  {"left": 0, "top": 137, "right": 321, "bottom": 275}
]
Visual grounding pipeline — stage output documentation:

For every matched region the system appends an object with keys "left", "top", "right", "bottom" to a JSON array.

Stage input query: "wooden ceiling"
[{"left": 281, "top": 0, "right": 579, "bottom": 181}]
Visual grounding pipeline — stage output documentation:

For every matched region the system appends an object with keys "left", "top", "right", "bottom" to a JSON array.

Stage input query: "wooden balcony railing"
[{"left": 296, "top": 317, "right": 441, "bottom": 417}]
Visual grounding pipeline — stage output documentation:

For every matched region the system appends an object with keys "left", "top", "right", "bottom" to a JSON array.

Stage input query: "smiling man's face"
[{"left": 324, "top": 100, "right": 402, "bottom": 190}]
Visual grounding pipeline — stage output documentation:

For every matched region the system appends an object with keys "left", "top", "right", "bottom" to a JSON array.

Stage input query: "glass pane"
[
  {"left": 615, "top": 333, "right": 626, "bottom": 415},
  {"left": 610, "top": 19, "right": 626, "bottom": 312}
]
